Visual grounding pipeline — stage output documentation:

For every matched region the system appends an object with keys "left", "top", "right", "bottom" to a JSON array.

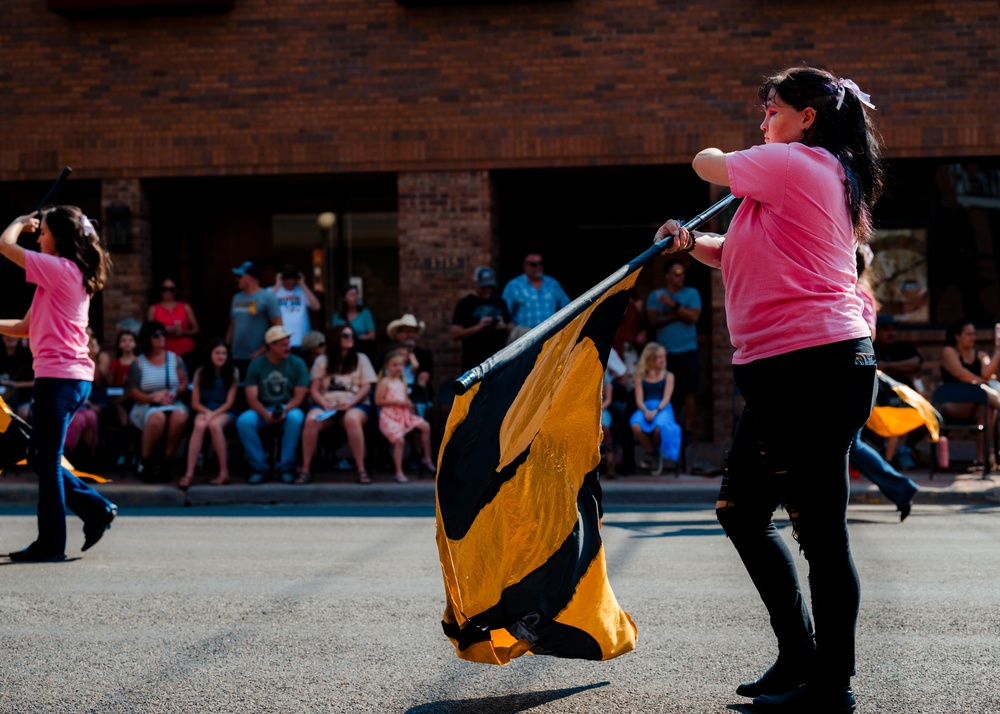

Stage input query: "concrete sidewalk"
[{"left": 1, "top": 468, "right": 998, "bottom": 509}]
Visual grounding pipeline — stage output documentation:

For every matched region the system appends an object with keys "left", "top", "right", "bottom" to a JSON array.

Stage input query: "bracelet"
[{"left": 678, "top": 234, "right": 697, "bottom": 253}]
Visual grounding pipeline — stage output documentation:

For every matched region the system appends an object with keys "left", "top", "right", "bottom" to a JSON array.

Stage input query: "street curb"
[{"left": 1, "top": 478, "right": 997, "bottom": 508}]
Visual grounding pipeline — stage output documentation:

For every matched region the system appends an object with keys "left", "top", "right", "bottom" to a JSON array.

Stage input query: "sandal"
[
  {"left": 395, "top": 473, "right": 410, "bottom": 484},
  {"left": 357, "top": 472, "right": 372, "bottom": 485},
  {"left": 420, "top": 460, "right": 437, "bottom": 477},
  {"left": 210, "top": 474, "right": 230, "bottom": 486},
  {"left": 294, "top": 472, "right": 310, "bottom": 485},
  {"left": 177, "top": 474, "right": 194, "bottom": 490}
]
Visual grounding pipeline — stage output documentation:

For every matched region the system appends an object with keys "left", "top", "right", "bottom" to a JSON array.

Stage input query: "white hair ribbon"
[
  {"left": 80, "top": 214, "right": 95, "bottom": 237},
  {"left": 836, "top": 78, "right": 876, "bottom": 111}
]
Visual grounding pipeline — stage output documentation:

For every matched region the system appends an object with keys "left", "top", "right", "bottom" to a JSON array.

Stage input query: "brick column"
[
  {"left": 708, "top": 187, "right": 739, "bottom": 446},
  {"left": 100, "top": 179, "right": 152, "bottom": 348},
  {"left": 710, "top": 268, "right": 738, "bottom": 444},
  {"left": 397, "top": 171, "right": 498, "bottom": 388}
]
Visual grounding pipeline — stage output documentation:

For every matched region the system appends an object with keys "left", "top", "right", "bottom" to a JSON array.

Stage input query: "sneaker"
[
  {"left": 280, "top": 472, "right": 295, "bottom": 484},
  {"left": 247, "top": 472, "right": 265, "bottom": 485}
]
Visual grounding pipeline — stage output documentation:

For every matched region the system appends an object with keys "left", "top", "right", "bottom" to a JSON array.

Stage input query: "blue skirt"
[{"left": 629, "top": 400, "right": 681, "bottom": 461}]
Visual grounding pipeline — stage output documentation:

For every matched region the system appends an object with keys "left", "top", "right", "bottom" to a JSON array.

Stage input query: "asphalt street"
[{"left": 1, "top": 502, "right": 998, "bottom": 713}]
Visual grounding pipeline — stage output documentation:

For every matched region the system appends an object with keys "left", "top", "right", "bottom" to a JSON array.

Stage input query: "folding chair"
[{"left": 931, "top": 383, "right": 995, "bottom": 479}]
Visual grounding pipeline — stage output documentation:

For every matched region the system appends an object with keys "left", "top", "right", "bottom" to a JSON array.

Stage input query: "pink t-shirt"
[
  {"left": 24, "top": 251, "right": 94, "bottom": 381},
  {"left": 723, "top": 143, "right": 870, "bottom": 364},
  {"left": 857, "top": 283, "right": 877, "bottom": 335}
]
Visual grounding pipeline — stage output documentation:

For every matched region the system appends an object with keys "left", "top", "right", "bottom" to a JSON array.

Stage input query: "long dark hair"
[
  {"left": 758, "top": 67, "right": 884, "bottom": 243},
  {"left": 41, "top": 205, "right": 112, "bottom": 295},
  {"left": 327, "top": 328, "right": 359, "bottom": 376},
  {"left": 198, "top": 337, "right": 236, "bottom": 392},
  {"left": 944, "top": 321, "right": 973, "bottom": 348},
  {"left": 337, "top": 284, "right": 361, "bottom": 322}
]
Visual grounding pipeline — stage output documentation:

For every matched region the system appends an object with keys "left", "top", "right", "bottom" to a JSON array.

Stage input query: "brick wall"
[
  {"left": 1, "top": 0, "right": 998, "bottom": 181},
  {"left": 100, "top": 179, "right": 151, "bottom": 347},
  {"left": 398, "top": 170, "right": 497, "bottom": 386}
]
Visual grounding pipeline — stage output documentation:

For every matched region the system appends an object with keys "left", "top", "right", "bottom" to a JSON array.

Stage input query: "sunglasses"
[
  {"left": 151, "top": 330, "right": 167, "bottom": 338},
  {"left": 161, "top": 285, "right": 176, "bottom": 293},
  {"left": 316, "top": 342, "right": 326, "bottom": 347},
  {"left": 340, "top": 332, "right": 355, "bottom": 339},
  {"left": 524, "top": 260, "right": 543, "bottom": 267}
]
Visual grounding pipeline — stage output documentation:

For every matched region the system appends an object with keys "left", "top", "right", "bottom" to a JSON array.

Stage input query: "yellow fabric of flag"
[
  {"left": 865, "top": 372, "right": 940, "bottom": 441},
  {"left": 436, "top": 270, "right": 637, "bottom": 665}
]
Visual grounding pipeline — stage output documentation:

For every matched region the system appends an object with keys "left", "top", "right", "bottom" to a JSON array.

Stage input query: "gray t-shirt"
[
  {"left": 245, "top": 354, "right": 309, "bottom": 408},
  {"left": 230, "top": 289, "right": 282, "bottom": 360}
]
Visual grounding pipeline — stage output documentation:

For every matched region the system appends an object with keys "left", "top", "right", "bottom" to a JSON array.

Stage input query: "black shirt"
[{"left": 452, "top": 292, "right": 511, "bottom": 373}]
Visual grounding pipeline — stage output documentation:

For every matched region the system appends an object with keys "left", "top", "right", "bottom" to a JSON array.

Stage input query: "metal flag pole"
[{"left": 453, "top": 193, "right": 739, "bottom": 395}]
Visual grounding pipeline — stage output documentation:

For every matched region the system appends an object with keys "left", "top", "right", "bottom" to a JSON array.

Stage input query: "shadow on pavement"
[{"left": 405, "top": 682, "right": 609, "bottom": 713}]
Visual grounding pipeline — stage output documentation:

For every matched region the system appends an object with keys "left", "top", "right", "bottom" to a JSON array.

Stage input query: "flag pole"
[
  {"left": 453, "top": 193, "right": 739, "bottom": 395},
  {"left": 0, "top": 166, "right": 73, "bottom": 271}
]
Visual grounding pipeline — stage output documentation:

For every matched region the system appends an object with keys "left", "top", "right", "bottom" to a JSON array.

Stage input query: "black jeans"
[{"left": 717, "top": 338, "right": 877, "bottom": 681}]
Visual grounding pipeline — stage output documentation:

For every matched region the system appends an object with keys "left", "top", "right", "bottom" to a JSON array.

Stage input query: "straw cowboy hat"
[{"left": 387, "top": 314, "right": 425, "bottom": 341}]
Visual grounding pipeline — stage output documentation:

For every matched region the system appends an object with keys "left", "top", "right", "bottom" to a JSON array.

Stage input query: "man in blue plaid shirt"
[{"left": 501, "top": 252, "right": 571, "bottom": 344}]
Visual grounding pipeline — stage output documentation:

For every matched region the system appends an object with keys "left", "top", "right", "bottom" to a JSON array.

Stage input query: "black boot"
[
  {"left": 753, "top": 678, "right": 856, "bottom": 713},
  {"left": 735, "top": 640, "right": 815, "bottom": 698}
]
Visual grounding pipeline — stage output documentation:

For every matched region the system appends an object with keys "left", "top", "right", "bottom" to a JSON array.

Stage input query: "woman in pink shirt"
[
  {"left": 659, "top": 67, "right": 883, "bottom": 713},
  {"left": 0, "top": 206, "right": 117, "bottom": 562}
]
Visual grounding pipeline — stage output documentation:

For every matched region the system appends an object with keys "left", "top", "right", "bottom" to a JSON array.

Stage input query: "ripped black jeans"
[{"left": 717, "top": 338, "right": 877, "bottom": 681}]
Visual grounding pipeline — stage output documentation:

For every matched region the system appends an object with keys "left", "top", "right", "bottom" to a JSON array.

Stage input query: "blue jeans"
[
  {"left": 849, "top": 430, "right": 918, "bottom": 510},
  {"left": 236, "top": 408, "right": 304, "bottom": 474},
  {"left": 717, "top": 338, "right": 877, "bottom": 681},
  {"left": 30, "top": 378, "right": 114, "bottom": 555}
]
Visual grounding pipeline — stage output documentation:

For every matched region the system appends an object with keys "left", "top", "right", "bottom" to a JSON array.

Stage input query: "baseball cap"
[
  {"left": 232, "top": 260, "right": 262, "bottom": 279},
  {"left": 474, "top": 266, "right": 497, "bottom": 288},
  {"left": 264, "top": 325, "right": 292, "bottom": 345}
]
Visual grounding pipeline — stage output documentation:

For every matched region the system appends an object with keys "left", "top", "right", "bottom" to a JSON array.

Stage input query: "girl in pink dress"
[{"left": 375, "top": 349, "right": 435, "bottom": 483}]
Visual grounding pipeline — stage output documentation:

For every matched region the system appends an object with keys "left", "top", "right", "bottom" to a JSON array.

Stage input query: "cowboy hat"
[{"left": 387, "top": 314, "right": 425, "bottom": 340}]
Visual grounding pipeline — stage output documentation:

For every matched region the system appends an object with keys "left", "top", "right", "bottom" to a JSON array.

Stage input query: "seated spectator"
[
  {"left": 236, "top": 326, "right": 309, "bottom": 485},
  {"left": 0, "top": 335, "right": 34, "bottom": 422},
  {"left": 148, "top": 276, "right": 201, "bottom": 378},
  {"left": 874, "top": 315, "right": 924, "bottom": 389},
  {"left": 601, "top": 348, "right": 630, "bottom": 477},
  {"left": 271, "top": 264, "right": 321, "bottom": 355},
  {"left": 331, "top": 284, "right": 377, "bottom": 360},
  {"left": 385, "top": 313, "right": 433, "bottom": 419},
  {"left": 299, "top": 326, "right": 377, "bottom": 484},
  {"left": 939, "top": 320, "right": 1000, "bottom": 468},
  {"left": 612, "top": 288, "right": 649, "bottom": 386},
  {"left": 179, "top": 339, "right": 239, "bottom": 489},
  {"left": 126, "top": 320, "right": 189, "bottom": 481},
  {"left": 300, "top": 330, "right": 327, "bottom": 375},
  {"left": 629, "top": 343, "right": 682, "bottom": 474},
  {"left": 601, "top": 371, "right": 616, "bottom": 477},
  {"left": 376, "top": 349, "right": 436, "bottom": 483},
  {"left": 65, "top": 331, "right": 107, "bottom": 467}
]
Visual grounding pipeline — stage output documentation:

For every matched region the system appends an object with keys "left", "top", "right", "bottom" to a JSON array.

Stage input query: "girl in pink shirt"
[
  {"left": 658, "top": 67, "right": 883, "bottom": 713},
  {"left": 0, "top": 206, "right": 117, "bottom": 562}
]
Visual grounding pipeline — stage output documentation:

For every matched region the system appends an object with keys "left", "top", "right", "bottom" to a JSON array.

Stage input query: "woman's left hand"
[{"left": 654, "top": 219, "right": 692, "bottom": 254}]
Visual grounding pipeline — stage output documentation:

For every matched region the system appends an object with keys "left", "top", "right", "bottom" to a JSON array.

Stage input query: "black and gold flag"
[
  {"left": 865, "top": 370, "right": 940, "bottom": 441},
  {"left": 435, "top": 194, "right": 736, "bottom": 665},
  {"left": 435, "top": 269, "right": 639, "bottom": 665}
]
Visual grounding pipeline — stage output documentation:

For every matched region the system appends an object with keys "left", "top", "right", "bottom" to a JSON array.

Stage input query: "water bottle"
[{"left": 937, "top": 435, "right": 949, "bottom": 470}]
